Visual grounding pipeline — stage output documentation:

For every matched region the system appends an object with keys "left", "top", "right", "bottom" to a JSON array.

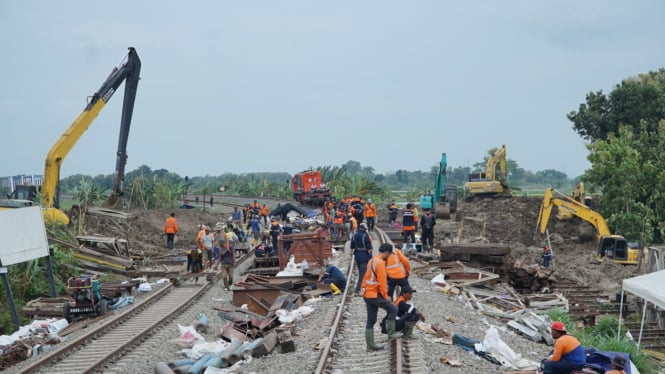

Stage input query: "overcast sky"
[{"left": 2, "top": 1, "right": 664, "bottom": 180}]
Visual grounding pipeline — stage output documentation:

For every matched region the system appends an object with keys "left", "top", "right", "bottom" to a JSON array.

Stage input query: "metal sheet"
[{"left": 0, "top": 206, "right": 49, "bottom": 265}]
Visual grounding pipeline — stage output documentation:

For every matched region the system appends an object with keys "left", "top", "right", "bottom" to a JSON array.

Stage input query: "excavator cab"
[{"left": 596, "top": 236, "right": 639, "bottom": 264}]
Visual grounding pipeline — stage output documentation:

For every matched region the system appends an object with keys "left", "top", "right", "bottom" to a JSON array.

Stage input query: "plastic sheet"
[{"left": 474, "top": 326, "right": 539, "bottom": 370}]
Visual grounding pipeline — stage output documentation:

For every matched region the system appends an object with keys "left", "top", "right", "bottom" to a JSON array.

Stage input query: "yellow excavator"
[
  {"left": 464, "top": 145, "right": 511, "bottom": 201},
  {"left": 536, "top": 187, "right": 639, "bottom": 265},
  {"left": 0, "top": 47, "right": 141, "bottom": 225},
  {"left": 557, "top": 182, "right": 591, "bottom": 220}
]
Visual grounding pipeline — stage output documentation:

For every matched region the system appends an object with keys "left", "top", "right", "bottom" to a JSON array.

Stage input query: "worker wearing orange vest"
[
  {"left": 380, "top": 285, "right": 425, "bottom": 339},
  {"left": 361, "top": 243, "right": 401, "bottom": 351},
  {"left": 386, "top": 246, "right": 411, "bottom": 300},
  {"left": 260, "top": 204, "right": 270, "bottom": 226},
  {"left": 163, "top": 212, "right": 179, "bottom": 250},
  {"left": 364, "top": 199, "right": 377, "bottom": 232},
  {"left": 332, "top": 210, "right": 346, "bottom": 241}
]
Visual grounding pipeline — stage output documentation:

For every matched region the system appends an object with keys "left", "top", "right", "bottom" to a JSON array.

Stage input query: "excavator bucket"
[{"left": 435, "top": 202, "right": 451, "bottom": 219}]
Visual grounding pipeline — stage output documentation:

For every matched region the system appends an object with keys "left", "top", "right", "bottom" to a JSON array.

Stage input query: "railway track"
[
  {"left": 19, "top": 250, "right": 257, "bottom": 374},
  {"left": 316, "top": 228, "right": 427, "bottom": 374}
]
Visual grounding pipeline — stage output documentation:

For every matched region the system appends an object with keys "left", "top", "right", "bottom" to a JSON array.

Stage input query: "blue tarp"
[{"left": 583, "top": 348, "right": 632, "bottom": 374}]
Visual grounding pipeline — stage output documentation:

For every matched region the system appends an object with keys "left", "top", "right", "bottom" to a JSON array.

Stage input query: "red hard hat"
[{"left": 551, "top": 321, "right": 566, "bottom": 332}]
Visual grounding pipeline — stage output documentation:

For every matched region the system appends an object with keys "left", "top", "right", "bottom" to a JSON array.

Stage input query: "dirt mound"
[
  {"left": 81, "top": 208, "right": 226, "bottom": 256},
  {"left": 435, "top": 195, "right": 641, "bottom": 294}
]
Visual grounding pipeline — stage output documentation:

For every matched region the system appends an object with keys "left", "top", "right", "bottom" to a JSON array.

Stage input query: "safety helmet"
[
  {"left": 550, "top": 321, "right": 566, "bottom": 332},
  {"left": 359, "top": 222, "right": 368, "bottom": 230}
]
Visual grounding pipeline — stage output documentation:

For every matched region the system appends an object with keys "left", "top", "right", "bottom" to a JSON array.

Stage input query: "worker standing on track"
[
  {"left": 163, "top": 212, "right": 178, "bottom": 250},
  {"left": 362, "top": 243, "right": 402, "bottom": 351},
  {"left": 388, "top": 201, "right": 398, "bottom": 226},
  {"left": 386, "top": 244, "right": 411, "bottom": 300},
  {"left": 269, "top": 217, "right": 282, "bottom": 253},
  {"left": 217, "top": 229, "right": 235, "bottom": 290},
  {"left": 541, "top": 321, "right": 585, "bottom": 374},
  {"left": 364, "top": 199, "right": 377, "bottom": 232},
  {"left": 351, "top": 222, "right": 372, "bottom": 296},
  {"left": 402, "top": 203, "right": 417, "bottom": 246},
  {"left": 282, "top": 218, "right": 294, "bottom": 254},
  {"left": 260, "top": 204, "right": 270, "bottom": 226}
]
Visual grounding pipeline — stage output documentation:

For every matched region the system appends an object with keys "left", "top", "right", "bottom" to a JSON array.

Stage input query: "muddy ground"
[{"left": 80, "top": 195, "right": 640, "bottom": 295}]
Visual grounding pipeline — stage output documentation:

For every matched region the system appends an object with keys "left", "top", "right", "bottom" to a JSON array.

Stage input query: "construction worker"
[
  {"left": 402, "top": 203, "right": 417, "bottom": 246},
  {"left": 606, "top": 354, "right": 627, "bottom": 374},
  {"left": 388, "top": 201, "right": 398, "bottom": 225},
  {"left": 248, "top": 216, "right": 261, "bottom": 246},
  {"left": 420, "top": 209, "right": 436, "bottom": 251},
  {"left": 163, "top": 212, "right": 178, "bottom": 249},
  {"left": 364, "top": 199, "right": 377, "bottom": 232},
  {"left": 541, "top": 321, "right": 585, "bottom": 374},
  {"left": 319, "top": 264, "right": 347, "bottom": 293},
  {"left": 380, "top": 285, "right": 425, "bottom": 339},
  {"left": 386, "top": 244, "right": 411, "bottom": 300},
  {"left": 242, "top": 204, "right": 250, "bottom": 224},
  {"left": 542, "top": 245, "right": 553, "bottom": 268},
  {"left": 251, "top": 200, "right": 260, "bottom": 219},
  {"left": 232, "top": 207, "right": 242, "bottom": 224},
  {"left": 347, "top": 215, "right": 358, "bottom": 239},
  {"left": 333, "top": 209, "right": 346, "bottom": 241},
  {"left": 362, "top": 243, "right": 401, "bottom": 351},
  {"left": 260, "top": 204, "right": 270, "bottom": 226},
  {"left": 351, "top": 222, "right": 372, "bottom": 296},
  {"left": 217, "top": 229, "right": 235, "bottom": 290},
  {"left": 199, "top": 226, "right": 214, "bottom": 270},
  {"left": 282, "top": 218, "right": 294, "bottom": 254},
  {"left": 269, "top": 217, "right": 282, "bottom": 253}
]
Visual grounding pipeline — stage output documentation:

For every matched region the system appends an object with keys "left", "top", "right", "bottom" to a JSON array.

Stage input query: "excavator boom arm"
[
  {"left": 41, "top": 47, "right": 141, "bottom": 209},
  {"left": 433, "top": 153, "right": 447, "bottom": 203},
  {"left": 537, "top": 187, "right": 612, "bottom": 241}
]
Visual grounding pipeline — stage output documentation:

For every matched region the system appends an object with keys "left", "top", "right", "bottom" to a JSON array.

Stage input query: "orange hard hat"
[{"left": 551, "top": 321, "right": 566, "bottom": 332}]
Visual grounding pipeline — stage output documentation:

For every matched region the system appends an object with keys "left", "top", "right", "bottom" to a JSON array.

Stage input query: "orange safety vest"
[
  {"left": 260, "top": 205, "right": 270, "bottom": 216},
  {"left": 361, "top": 256, "right": 388, "bottom": 299},
  {"left": 364, "top": 203, "right": 377, "bottom": 218},
  {"left": 333, "top": 212, "right": 345, "bottom": 224},
  {"left": 349, "top": 216, "right": 358, "bottom": 230},
  {"left": 386, "top": 249, "right": 410, "bottom": 279},
  {"left": 164, "top": 217, "right": 178, "bottom": 234}
]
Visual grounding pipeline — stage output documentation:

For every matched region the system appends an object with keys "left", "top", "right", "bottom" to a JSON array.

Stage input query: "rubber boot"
[
  {"left": 365, "top": 329, "right": 384, "bottom": 351},
  {"left": 386, "top": 320, "right": 402, "bottom": 341},
  {"left": 402, "top": 321, "right": 418, "bottom": 340}
]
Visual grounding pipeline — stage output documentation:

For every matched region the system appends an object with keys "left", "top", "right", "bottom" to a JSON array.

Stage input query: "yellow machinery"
[
  {"left": 537, "top": 187, "right": 639, "bottom": 265},
  {"left": 0, "top": 48, "right": 141, "bottom": 225},
  {"left": 464, "top": 145, "right": 511, "bottom": 201},
  {"left": 558, "top": 182, "right": 588, "bottom": 220}
]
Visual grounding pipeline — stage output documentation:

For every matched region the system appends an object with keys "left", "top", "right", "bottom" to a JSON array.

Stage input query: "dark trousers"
[
  {"left": 364, "top": 296, "right": 397, "bottom": 329},
  {"left": 543, "top": 254, "right": 552, "bottom": 268},
  {"left": 366, "top": 217, "right": 375, "bottom": 232},
  {"left": 388, "top": 277, "right": 410, "bottom": 300},
  {"left": 355, "top": 262, "right": 368, "bottom": 293},
  {"left": 166, "top": 233, "right": 175, "bottom": 249},
  {"left": 283, "top": 241, "right": 292, "bottom": 255},
  {"left": 421, "top": 228, "right": 433, "bottom": 248},
  {"left": 542, "top": 358, "right": 583, "bottom": 374},
  {"left": 403, "top": 229, "right": 416, "bottom": 244}
]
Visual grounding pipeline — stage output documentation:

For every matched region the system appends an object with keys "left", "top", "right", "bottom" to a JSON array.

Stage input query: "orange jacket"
[
  {"left": 164, "top": 216, "right": 178, "bottom": 234},
  {"left": 333, "top": 211, "right": 345, "bottom": 224},
  {"left": 386, "top": 249, "right": 410, "bottom": 279},
  {"left": 361, "top": 255, "right": 388, "bottom": 299},
  {"left": 551, "top": 334, "right": 581, "bottom": 361},
  {"left": 260, "top": 205, "right": 270, "bottom": 216},
  {"left": 349, "top": 216, "right": 358, "bottom": 230},
  {"left": 394, "top": 295, "right": 407, "bottom": 307},
  {"left": 364, "top": 203, "right": 377, "bottom": 218}
]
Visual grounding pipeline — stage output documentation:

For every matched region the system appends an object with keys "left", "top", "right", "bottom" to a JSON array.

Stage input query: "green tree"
[
  {"left": 568, "top": 68, "right": 665, "bottom": 142},
  {"left": 583, "top": 125, "right": 665, "bottom": 242}
]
